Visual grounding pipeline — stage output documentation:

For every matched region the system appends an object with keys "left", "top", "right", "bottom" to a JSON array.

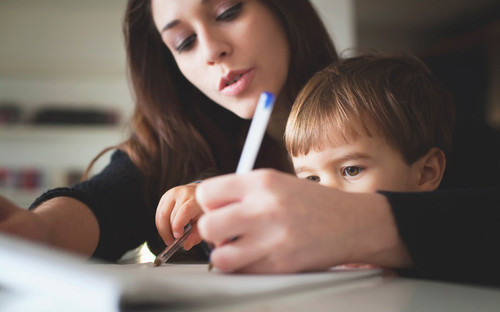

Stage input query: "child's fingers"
[
  {"left": 169, "top": 185, "right": 197, "bottom": 228},
  {"left": 169, "top": 200, "right": 181, "bottom": 231},
  {"left": 171, "top": 199, "right": 203, "bottom": 239},
  {"left": 155, "top": 194, "right": 176, "bottom": 246},
  {"left": 182, "top": 225, "right": 203, "bottom": 250}
]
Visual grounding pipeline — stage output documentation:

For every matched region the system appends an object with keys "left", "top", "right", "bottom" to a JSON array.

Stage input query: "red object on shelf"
[
  {"left": 0, "top": 167, "right": 9, "bottom": 188},
  {"left": 15, "top": 168, "right": 42, "bottom": 191}
]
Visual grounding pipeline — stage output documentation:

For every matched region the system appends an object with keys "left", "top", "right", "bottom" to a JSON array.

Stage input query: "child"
[
  {"left": 284, "top": 53, "right": 455, "bottom": 194},
  {"left": 159, "top": 53, "right": 455, "bottom": 254},
  {"left": 283, "top": 53, "right": 455, "bottom": 269}
]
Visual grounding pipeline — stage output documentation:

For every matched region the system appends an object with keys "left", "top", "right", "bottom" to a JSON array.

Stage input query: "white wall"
[
  {"left": 0, "top": 0, "right": 356, "bottom": 207},
  {"left": 0, "top": 0, "right": 355, "bottom": 117},
  {"left": 0, "top": 0, "right": 133, "bottom": 118},
  {"left": 311, "top": 0, "right": 357, "bottom": 55},
  {"left": 0, "top": 1, "right": 131, "bottom": 206}
]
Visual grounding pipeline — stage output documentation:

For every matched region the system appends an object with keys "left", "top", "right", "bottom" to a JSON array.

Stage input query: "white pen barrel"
[{"left": 236, "top": 92, "right": 275, "bottom": 174}]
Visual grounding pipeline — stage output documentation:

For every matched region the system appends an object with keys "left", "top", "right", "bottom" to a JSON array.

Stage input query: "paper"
[{"left": 0, "top": 233, "right": 381, "bottom": 311}]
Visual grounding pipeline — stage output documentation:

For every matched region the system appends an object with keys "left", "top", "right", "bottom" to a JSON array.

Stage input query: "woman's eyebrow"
[
  {"left": 162, "top": 20, "right": 179, "bottom": 32},
  {"left": 162, "top": 0, "right": 211, "bottom": 33}
]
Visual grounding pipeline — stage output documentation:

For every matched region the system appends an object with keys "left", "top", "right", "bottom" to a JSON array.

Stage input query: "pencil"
[{"left": 208, "top": 92, "right": 276, "bottom": 271}]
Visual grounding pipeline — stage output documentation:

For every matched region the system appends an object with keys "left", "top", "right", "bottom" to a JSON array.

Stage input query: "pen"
[
  {"left": 153, "top": 223, "right": 192, "bottom": 267},
  {"left": 208, "top": 92, "right": 276, "bottom": 271},
  {"left": 236, "top": 92, "right": 276, "bottom": 174}
]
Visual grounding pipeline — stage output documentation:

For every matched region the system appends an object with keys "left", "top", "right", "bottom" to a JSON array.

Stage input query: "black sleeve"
[
  {"left": 380, "top": 119, "right": 500, "bottom": 286},
  {"left": 30, "top": 150, "right": 157, "bottom": 262},
  {"left": 382, "top": 186, "right": 500, "bottom": 286}
]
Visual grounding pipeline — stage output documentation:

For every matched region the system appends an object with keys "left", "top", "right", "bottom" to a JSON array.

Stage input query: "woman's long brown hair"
[{"left": 119, "top": 0, "right": 338, "bottom": 202}]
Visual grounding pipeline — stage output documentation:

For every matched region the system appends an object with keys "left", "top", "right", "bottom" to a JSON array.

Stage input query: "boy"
[{"left": 285, "top": 54, "right": 455, "bottom": 194}]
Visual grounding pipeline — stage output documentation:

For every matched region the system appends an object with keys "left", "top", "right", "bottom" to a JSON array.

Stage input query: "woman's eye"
[
  {"left": 216, "top": 2, "right": 243, "bottom": 21},
  {"left": 306, "top": 176, "right": 320, "bottom": 183},
  {"left": 176, "top": 34, "right": 196, "bottom": 53},
  {"left": 343, "top": 166, "right": 363, "bottom": 177}
]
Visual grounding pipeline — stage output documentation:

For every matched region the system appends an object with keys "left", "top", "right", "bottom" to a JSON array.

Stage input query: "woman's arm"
[
  {"left": 197, "top": 169, "right": 500, "bottom": 285},
  {"left": 1, "top": 150, "right": 156, "bottom": 262},
  {"left": 33, "top": 197, "right": 100, "bottom": 256},
  {"left": 385, "top": 186, "right": 500, "bottom": 285},
  {"left": 30, "top": 150, "right": 157, "bottom": 262},
  {"left": 0, "top": 195, "right": 99, "bottom": 257}
]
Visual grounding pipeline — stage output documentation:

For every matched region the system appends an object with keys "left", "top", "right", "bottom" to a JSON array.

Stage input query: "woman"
[
  {"left": 2, "top": 0, "right": 500, "bottom": 287},
  {"left": 0, "top": 0, "right": 336, "bottom": 261}
]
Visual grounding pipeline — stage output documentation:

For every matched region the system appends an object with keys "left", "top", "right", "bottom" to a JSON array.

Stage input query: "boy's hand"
[{"left": 155, "top": 183, "right": 203, "bottom": 250}]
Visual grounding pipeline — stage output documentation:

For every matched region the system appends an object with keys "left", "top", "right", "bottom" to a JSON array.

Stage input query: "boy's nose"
[{"left": 320, "top": 178, "right": 340, "bottom": 190}]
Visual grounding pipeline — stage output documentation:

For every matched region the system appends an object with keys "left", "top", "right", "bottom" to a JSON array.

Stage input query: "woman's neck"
[{"left": 266, "top": 96, "right": 290, "bottom": 143}]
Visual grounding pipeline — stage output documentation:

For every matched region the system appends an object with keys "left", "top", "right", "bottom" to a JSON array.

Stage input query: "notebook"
[{"left": 0, "top": 232, "right": 382, "bottom": 312}]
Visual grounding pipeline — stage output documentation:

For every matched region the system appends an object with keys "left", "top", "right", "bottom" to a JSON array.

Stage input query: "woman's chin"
[{"left": 231, "top": 105, "right": 258, "bottom": 120}]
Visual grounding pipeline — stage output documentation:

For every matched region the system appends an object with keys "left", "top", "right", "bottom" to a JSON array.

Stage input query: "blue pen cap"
[{"left": 260, "top": 92, "right": 275, "bottom": 109}]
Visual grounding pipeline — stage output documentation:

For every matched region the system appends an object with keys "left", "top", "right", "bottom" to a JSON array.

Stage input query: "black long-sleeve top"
[
  {"left": 386, "top": 120, "right": 500, "bottom": 287},
  {"left": 31, "top": 120, "right": 500, "bottom": 286},
  {"left": 30, "top": 126, "right": 294, "bottom": 263}
]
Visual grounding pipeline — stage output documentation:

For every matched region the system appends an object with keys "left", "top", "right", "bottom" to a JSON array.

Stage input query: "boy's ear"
[{"left": 416, "top": 147, "right": 446, "bottom": 191}]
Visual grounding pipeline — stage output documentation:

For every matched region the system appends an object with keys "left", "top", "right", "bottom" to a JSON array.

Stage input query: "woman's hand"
[
  {"left": 196, "top": 169, "right": 413, "bottom": 273},
  {"left": 0, "top": 195, "right": 50, "bottom": 242},
  {"left": 156, "top": 183, "right": 203, "bottom": 250}
]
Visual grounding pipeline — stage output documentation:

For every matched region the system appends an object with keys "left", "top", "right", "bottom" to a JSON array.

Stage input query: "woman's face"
[{"left": 151, "top": 0, "right": 290, "bottom": 119}]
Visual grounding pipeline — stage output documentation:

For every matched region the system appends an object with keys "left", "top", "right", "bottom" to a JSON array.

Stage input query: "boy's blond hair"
[{"left": 285, "top": 53, "right": 455, "bottom": 165}]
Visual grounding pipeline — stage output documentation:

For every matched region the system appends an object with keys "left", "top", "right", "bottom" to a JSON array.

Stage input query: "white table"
[
  {"left": 132, "top": 272, "right": 500, "bottom": 312},
  {"left": 1, "top": 232, "right": 499, "bottom": 312}
]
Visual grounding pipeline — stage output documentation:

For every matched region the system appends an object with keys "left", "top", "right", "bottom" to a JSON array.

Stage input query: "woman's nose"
[{"left": 199, "top": 29, "right": 231, "bottom": 65}]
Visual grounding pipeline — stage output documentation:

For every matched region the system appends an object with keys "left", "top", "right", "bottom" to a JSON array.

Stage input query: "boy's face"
[{"left": 292, "top": 131, "right": 422, "bottom": 193}]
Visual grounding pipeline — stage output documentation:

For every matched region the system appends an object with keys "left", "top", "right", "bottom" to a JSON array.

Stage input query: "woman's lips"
[{"left": 219, "top": 68, "right": 255, "bottom": 96}]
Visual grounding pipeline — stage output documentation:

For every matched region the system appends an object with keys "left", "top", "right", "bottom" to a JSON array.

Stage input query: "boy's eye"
[
  {"left": 216, "top": 2, "right": 243, "bottom": 21},
  {"left": 176, "top": 34, "right": 197, "bottom": 53},
  {"left": 306, "top": 176, "right": 320, "bottom": 183},
  {"left": 343, "top": 166, "right": 363, "bottom": 177}
]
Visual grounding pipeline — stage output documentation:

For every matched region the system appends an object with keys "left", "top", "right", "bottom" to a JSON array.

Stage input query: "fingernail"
[{"left": 173, "top": 231, "right": 181, "bottom": 238}]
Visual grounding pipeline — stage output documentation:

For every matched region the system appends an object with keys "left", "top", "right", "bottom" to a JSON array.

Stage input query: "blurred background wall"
[
  {"left": 355, "top": 0, "right": 500, "bottom": 129},
  {"left": 0, "top": 0, "right": 130, "bottom": 206},
  {"left": 0, "top": 0, "right": 498, "bottom": 207}
]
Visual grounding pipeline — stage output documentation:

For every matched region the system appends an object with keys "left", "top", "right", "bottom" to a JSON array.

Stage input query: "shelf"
[
  {"left": 0, "top": 124, "right": 128, "bottom": 169},
  {"left": 0, "top": 124, "right": 129, "bottom": 207},
  {"left": 0, "top": 124, "right": 126, "bottom": 141}
]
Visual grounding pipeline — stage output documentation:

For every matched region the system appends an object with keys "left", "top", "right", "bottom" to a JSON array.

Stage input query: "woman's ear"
[{"left": 416, "top": 147, "right": 446, "bottom": 191}]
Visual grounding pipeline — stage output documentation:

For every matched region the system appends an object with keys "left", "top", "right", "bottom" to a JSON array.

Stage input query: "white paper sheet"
[{"left": 0, "top": 233, "right": 381, "bottom": 311}]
